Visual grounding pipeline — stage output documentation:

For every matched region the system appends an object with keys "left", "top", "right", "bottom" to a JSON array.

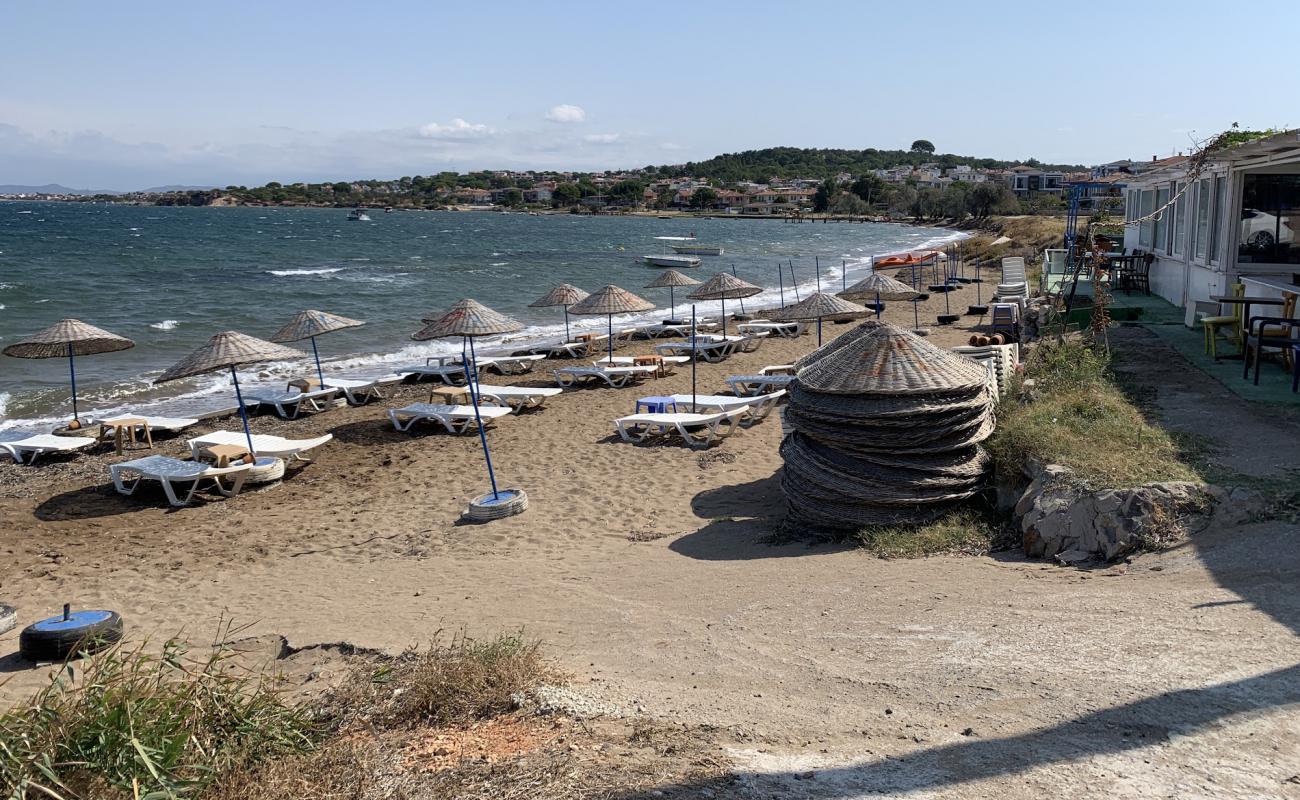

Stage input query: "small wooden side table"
[
  {"left": 201, "top": 443, "right": 252, "bottom": 468},
  {"left": 99, "top": 417, "right": 152, "bottom": 455},
  {"left": 428, "top": 384, "right": 473, "bottom": 405},
  {"left": 633, "top": 355, "right": 666, "bottom": 378}
]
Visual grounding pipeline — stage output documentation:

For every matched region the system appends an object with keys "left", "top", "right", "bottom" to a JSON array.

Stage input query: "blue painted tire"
[{"left": 19, "top": 609, "right": 123, "bottom": 662}]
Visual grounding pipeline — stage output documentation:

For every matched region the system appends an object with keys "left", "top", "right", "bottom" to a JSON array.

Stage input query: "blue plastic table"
[{"left": 637, "top": 396, "right": 677, "bottom": 414}]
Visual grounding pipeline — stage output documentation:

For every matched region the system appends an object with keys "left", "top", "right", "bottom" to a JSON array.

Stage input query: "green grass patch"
[
  {"left": 987, "top": 337, "right": 1201, "bottom": 488},
  {"left": 0, "top": 638, "right": 317, "bottom": 799},
  {"left": 854, "top": 507, "right": 1016, "bottom": 558}
]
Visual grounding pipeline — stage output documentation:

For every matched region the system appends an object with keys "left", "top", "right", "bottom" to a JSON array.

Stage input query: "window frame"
[
  {"left": 1172, "top": 181, "right": 1187, "bottom": 257},
  {"left": 1193, "top": 178, "right": 1211, "bottom": 263},
  {"left": 1210, "top": 174, "right": 1226, "bottom": 264}
]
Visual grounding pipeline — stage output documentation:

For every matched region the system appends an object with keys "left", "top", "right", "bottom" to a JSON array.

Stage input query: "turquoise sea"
[{"left": 0, "top": 202, "right": 959, "bottom": 428}]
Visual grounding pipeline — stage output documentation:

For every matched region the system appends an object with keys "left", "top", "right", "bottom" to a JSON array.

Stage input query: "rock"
[
  {"left": 0, "top": 603, "right": 14, "bottom": 636},
  {"left": 1055, "top": 549, "right": 1092, "bottom": 565}
]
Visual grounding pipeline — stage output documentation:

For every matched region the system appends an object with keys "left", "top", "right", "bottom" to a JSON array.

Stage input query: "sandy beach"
[{"left": 3, "top": 278, "right": 1299, "bottom": 798}]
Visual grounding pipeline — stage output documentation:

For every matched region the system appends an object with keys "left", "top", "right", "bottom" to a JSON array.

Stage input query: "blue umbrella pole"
[
  {"left": 817, "top": 316, "right": 823, "bottom": 346},
  {"left": 815, "top": 256, "right": 821, "bottom": 292},
  {"left": 607, "top": 314, "right": 614, "bottom": 361},
  {"left": 310, "top": 336, "right": 327, "bottom": 388},
  {"left": 230, "top": 365, "right": 256, "bottom": 456},
  {"left": 66, "top": 343, "right": 79, "bottom": 423},
  {"left": 913, "top": 298, "right": 921, "bottom": 329},
  {"left": 842, "top": 260, "right": 847, "bottom": 291},
  {"left": 778, "top": 264, "right": 785, "bottom": 308},
  {"left": 563, "top": 306, "right": 571, "bottom": 341},
  {"left": 691, "top": 305, "right": 697, "bottom": 407},
  {"left": 467, "top": 336, "right": 500, "bottom": 500},
  {"left": 721, "top": 296, "right": 726, "bottom": 336},
  {"left": 731, "top": 265, "right": 746, "bottom": 314},
  {"left": 877, "top": 291, "right": 883, "bottom": 318},
  {"left": 789, "top": 262, "right": 801, "bottom": 302},
  {"left": 669, "top": 286, "right": 675, "bottom": 312}
]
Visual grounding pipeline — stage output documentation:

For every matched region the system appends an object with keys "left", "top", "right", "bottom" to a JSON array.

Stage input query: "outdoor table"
[
  {"left": 98, "top": 417, "right": 152, "bottom": 455},
  {"left": 1105, "top": 254, "right": 1143, "bottom": 289},
  {"left": 637, "top": 395, "right": 677, "bottom": 414},
  {"left": 632, "top": 355, "right": 666, "bottom": 378},
  {"left": 199, "top": 443, "right": 251, "bottom": 468},
  {"left": 1210, "top": 295, "right": 1286, "bottom": 360},
  {"left": 286, "top": 377, "right": 322, "bottom": 392},
  {"left": 427, "top": 384, "right": 473, "bottom": 404}
]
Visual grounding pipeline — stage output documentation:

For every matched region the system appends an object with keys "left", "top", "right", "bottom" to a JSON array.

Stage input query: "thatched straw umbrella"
[
  {"left": 3, "top": 319, "right": 135, "bottom": 427},
  {"left": 643, "top": 270, "right": 699, "bottom": 322},
  {"left": 528, "top": 283, "right": 589, "bottom": 341},
  {"left": 838, "top": 272, "right": 920, "bottom": 323},
  {"left": 412, "top": 299, "right": 523, "bottom": 505},
  {"left": 156, "top": 332, "right": 303, "bottom": 454},
  {"left": 566, "top": 285, "right": 654, "bottom": 362},
  {"left": 688, "top": 272, "right": 763, "bottom": 335},
  {"left": 270, "top": 310, "right": 364, "bottom": 389},
  {"left": 770, "top": 292, "right": 871, "bottom": 345}
]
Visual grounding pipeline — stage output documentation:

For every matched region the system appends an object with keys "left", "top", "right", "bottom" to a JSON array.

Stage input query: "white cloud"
[
  {"left": 545, "top": 104, "right": 586, "bottom": 124},
  {"left": 582, "top": 133, "right": 621, "bottom": 144},
  {"left": 418, "top": 118, "right": 494, "bottom": 140}
]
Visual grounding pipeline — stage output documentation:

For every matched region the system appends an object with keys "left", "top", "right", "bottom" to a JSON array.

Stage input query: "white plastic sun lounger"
[
  {"left": 0, "top": 432, "right": 98, "bottom": 464},
  {"left": 387, "top": 402, "right": 512, "bottom": 433},
  {"left": 245, "top": 387, "right": 340, "bottom": 420},
  {"left": 654, "top": 339, "right": 734, "bottom": 362},
  {"left": 539, "top": 337, "right": 604, "bottom": 358},
  {"left": 110, "top": 455, "right": 253, "bottom": 507},
  {"left": 397, "top": 362, "right": 481, "bottom": 385},
  {"left": 319, "top": 377, "right": 390, "bottom": 405},
  {"left": 726, "top": 373, "right": 796, "bottom": 396},
  {"left": 102, "top": 415, "right": 200, "bottom": 433},
  {"left": 760, "top": 364, "right": 796, "bottom": 375},
  {"left": 472, "top": 354, "right": 546, "bottom": 375},
  {"left": 188, "top": 431, "right": 334, "bottom": 462},
  {"left": 613, "top": 408, "right": 748, "bottom": 448},
  {"left": 592, "top": 355, "right": 691, "bottom": 375},
  {"left": 472, "top": 384, "right": 563, "bottom": 413},
  {"left": 670, "top": 390, "right": 786, "bottom": 422},
  {"left": 736, "top": 321, "right": 802, "bottom": 338},
  {"left": 553, "top": 365, "right": 657, "bottom": 388}
]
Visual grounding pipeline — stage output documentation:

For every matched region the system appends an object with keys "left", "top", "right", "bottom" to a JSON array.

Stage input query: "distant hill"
[
  {"left": 0, "top": 183, "right": 114, "bottom": 196},
  {"left": 139, "top": 184, "right": 217, "bottom": 193},
  {"left": 653, "top": 147, "right": 1084, "bottom": 183}
]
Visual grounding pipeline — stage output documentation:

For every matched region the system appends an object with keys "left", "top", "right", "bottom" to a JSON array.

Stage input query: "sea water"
[{"left": 0, "top": 201, "right": 961, "bottom": 428}]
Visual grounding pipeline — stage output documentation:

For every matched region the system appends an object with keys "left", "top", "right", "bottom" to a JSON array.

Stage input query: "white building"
[{"left": 1121, "top": 130, "right": 1300, "bottom": 326}]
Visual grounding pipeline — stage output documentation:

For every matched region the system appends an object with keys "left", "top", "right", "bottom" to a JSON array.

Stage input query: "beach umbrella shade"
[
  {"left": 838, "top": 272, "right": 920, "bottom": 319},
  {"left": 770, "top": 292, "right": 871, "bottom": 345},
  {"left": 528, "top": 283, "right": 590, "bottom": 342},
  {"left": 642, "top": 270, "right": 699, "bottom": 319},
  {"left": 566, "top": 284, "right": 654, "bottom": 361},
  {"left": 412, "top": 299, "right": 524, "bottom": 504},
  {"left": 270, "top": 309, "right": 364, "bottom": 389},
  {"left": 156, "top": 331, "right": 304, "bottom": 455},
  {"left": 3, "top": 319, "right": 135, "bottom": 426},
  {"left": 687, "top": 272, "right": 762, "bottom": 335}
]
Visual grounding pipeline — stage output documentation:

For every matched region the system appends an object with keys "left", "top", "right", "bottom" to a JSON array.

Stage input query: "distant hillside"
[
  {"left": 0, "top": 183, "right": 112, "bottom": 196},
  {"left": 653, "top": 147, "right": 1084, "bottom": 183}
]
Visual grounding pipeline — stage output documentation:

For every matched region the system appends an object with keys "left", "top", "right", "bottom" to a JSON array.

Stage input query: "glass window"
[
  {"left": 1153, "top": 186, "right": 1170, "bottom": 252},
  {"left": 1138, "top": 189, "right": 1154, "bottom": 248},
  {"left": 1238, "top": 173, "right": 1300, "bottom": 263},
  {"left": 1194, "top": 179, "right": 1211, "bottom": 261},
  {"left": 1210, "top": 175, "right": 1227, "bottom": 262},
  {"left": 1172, "top": 182, "right": 1187, "bottom": 256}
]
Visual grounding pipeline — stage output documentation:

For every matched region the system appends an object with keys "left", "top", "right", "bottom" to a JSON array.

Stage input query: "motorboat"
[
  {"left": 347, "top": 208, "right": 371, "bottom": 221},
  {"left": 644, "top": 235, "right": 702, "bottom": 267},
  {"left": 671, "top": 243, "right": 724, "bottom": 256}
]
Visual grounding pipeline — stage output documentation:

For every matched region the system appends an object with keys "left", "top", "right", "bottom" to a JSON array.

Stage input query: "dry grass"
[
  {"left": 988, "top": 337, "right": 1202, "bottom": 488},
  {"left": 325, "top": 632, "right": 557, "bottom": 730},
  {"left": 855, "top": 507, "right": 1016, "bottom": 558}
]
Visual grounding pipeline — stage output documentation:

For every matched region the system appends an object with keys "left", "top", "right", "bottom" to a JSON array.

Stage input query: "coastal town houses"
[
  {"left": 1007, "top": 164, "right": 1065, "bottom": 198},
  {"left": 1120, "top": 129, "right": 1300, "bottom": 326}
]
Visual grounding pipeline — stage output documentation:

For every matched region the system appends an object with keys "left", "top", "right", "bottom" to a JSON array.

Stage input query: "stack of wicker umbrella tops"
[{"left": 779, "top": 321, "right": 995, "bottom": 530}]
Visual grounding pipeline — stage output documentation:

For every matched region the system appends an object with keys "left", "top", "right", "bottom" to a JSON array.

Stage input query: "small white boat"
[
  {"left": 644, "top": 254, "right": 702, "bottom": 268},
  {"left": 347, "top": 209, "right": 371, "bottom": 221},
  {"left": 671, "top": 243, "right": 724, "bottom": 256},
  {"left": 645, "top": 236, "right": 701, "bottom": 268}
]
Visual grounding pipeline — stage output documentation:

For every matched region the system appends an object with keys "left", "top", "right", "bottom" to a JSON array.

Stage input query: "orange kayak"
[{"left": 874, "top": 250, "right": 939, "bottom": 268}]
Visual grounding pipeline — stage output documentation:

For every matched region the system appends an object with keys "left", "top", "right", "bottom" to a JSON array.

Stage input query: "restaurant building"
[{"left": 1121, "top": 130, "right": 1300, "bottom": 326}]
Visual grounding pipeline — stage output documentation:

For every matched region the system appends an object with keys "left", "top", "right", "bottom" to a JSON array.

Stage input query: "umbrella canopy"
[
  {"left": 3, "top": 319, "right": 135, "bottom": 359},
  {"left": 3, "top": 318, "right": 136, "bottom": 425},
  {"left": 156, "top": 331, "right": 304, "bottom": 455},
  {"left": 567, "top": 284, "right": 654, "bottom": 360},
  {"left": 688, "top": 272, "right": 762, "bottom": 301},
  {"left": 270, "top": 309, "right": 364, "bottom": 343},
  {"left": 567, "top": 284, "right": 655, "bottom": 316},
  {"left": 769, "top": 292, "right": 871, "bottom": 345},
  {"left": 413, "top": 298, "right": 523, "bottom": 340},
  {"left": 529, "top": 283, "right": 590, "bottom": 309},
  {"left": 643, "top": 270, "right": 701, "bottom": 290},
  {"left": 157, "top": 331, "right": 303, "bottom": 383},
  {"left": 529, "top": 284, "right": 590, "bottom": 341},
  {"left": 838, "top": 273, "right": 920, "bottom": 303},
  {"left": 270, "top": 310, "right": 365, "bottom": 388},
  {"left": 796, "top": 322, "right": 990, "bottom": 396}
]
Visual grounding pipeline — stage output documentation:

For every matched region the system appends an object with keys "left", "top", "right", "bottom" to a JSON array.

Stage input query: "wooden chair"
[
  {"left": 1243, "top": 315, "right": 1300, "bottom": 385},
  {"left": 1201, "top": 282, "right": 1245, "bottom": 359}
]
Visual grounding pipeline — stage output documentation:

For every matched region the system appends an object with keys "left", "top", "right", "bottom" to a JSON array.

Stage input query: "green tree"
[
  {"left": 608, "top": 179, "right": 646, "bottom": 204},
  {"left": 966, "top": 182, "right": 1007, "bottom": 219},
  {"left": 552, "top": 183, "right": 582, "bottom": 206},
  {"left": 331, "top": 181, "right": 352, "bottom": 194},
  {"left": 910, "top": 140, "right": 936, "bottom": 154},
  {"left": 849, "top": 175, "right": 887, "bottom": 206},
  {"left": 502, "top": 188, "right": 524, "bottom": 208},
  {"left": 689, "top": 187, "right": 719, "bottom": 209},
  {"left": 812, "top": 179, "right": 836, "bottom": 212},
  {"left": 830, "top": 192, "right": 868, "bottom": 216}
]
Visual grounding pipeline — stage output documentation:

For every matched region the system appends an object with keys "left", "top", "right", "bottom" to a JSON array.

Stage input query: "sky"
[{"left": 1, "top": 0, "right": 1296, "bottom": 190}]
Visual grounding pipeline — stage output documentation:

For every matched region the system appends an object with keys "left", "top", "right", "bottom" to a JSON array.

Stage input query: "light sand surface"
[{"left": 3, "top": 279, "right": 1299, "bottom": 798}]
